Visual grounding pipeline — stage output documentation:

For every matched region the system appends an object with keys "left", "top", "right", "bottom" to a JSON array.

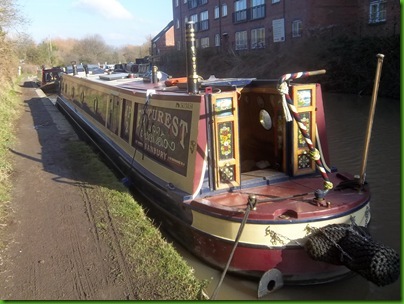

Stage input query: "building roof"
[{"left": 152, "top": 20, "right": 174, "bottom": 43}]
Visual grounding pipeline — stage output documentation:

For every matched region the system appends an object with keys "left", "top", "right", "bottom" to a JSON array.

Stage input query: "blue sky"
[{"left": 16, "top": 0, "right": 173, "bottom": 47}]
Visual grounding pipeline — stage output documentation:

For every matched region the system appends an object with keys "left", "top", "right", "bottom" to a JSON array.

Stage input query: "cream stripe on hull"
[{"left": 191, "top": 203, "right": 370, "bottom": 248}]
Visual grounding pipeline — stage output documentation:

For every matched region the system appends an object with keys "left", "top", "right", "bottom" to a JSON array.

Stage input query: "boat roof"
[{"left": 63, "top": 72, "right": 281, "bottom": 95}]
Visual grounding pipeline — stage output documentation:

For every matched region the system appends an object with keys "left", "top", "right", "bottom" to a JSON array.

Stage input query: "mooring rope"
[
  {"left": 210, "top": 195, "right": 257, "bottom": 300},
  {"left": 277, "top": 70, "right": 333, "bottom": 194}
]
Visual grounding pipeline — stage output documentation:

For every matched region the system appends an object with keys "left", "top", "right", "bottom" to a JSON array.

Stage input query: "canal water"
[{"left": 172, "top": 92, "right": 401, "bottom": 301}]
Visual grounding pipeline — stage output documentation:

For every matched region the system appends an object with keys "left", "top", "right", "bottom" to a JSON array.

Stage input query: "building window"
[
  {"left": 176, "top": 19, "right": 180, "bottom": 29},
  {"left": 215, "top": 6, "right": 220, "bottom": 19},
  {"left": 369, "top": 0, "right": 386, "bottom": 24},
  {"left": 272, "top": 0, "right": 280, "bottom": 3},
  {"left": 200, "top": 10, "right": 209, "bottom": 31},
  {"left": 251, "top": 0, "right": 265, "bottom": 20},
  {"left": 292, "top": 20, "right": 302, "bottom": 37},
  {"left": 215, "top": 34, "right": 221, "bottom": 46},
  {"left": 222, "top": 4, "right": 228, "bottom": 17},
  {"left": 188, "top": 0, "right": 198, "bottom": 9},
  {"left": 176, "top": 41, "right": 181, "bottom": 51},
  {"left": 175, "top": 0, "right": 179, "bottom": 7},
  {"left": 235, "top": 31, "right": 248, "bottom": 50},
  {"left": 190, "top": 14, "right": 199, "bottom": 31},
  {"left": 200, "top": 0, "right": 208, "bottom": 5},
  {"left": 201, "top": 37, "right": 210, "bottom": 48},
  {"left": 251, "top": 27, "right": 265, "bottom": 48},
  {"left": 234, "top": 0, "right": 247, "bottom": 23}
]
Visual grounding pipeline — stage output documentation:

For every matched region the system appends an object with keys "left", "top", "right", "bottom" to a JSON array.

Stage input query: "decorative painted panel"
[
  {"left": 218, "top": 122, "right": 234, "bottom": 160},
  {"left": 296, "top": 89, "right": 312, "bottom": 107},
  {"left": 215, "top": 97, "right": 233, "bottom": 116},
  {"left": 297, "top": 112, "right": 311, "bottom": 149}
]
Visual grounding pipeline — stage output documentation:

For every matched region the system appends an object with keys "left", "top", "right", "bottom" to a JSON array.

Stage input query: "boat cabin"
[
  {"left": 201, "top": 80, "right": 328, "bottom": 193},
  {"left": 58, "top": 74, "right": 330, "bottom": 200}
]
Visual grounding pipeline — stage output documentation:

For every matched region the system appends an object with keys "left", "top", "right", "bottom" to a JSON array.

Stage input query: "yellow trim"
[
  {"left": 191, "top": 203, "right": 370, "bottom": 247},
  {"left": 210, "top": 92, "right": 241, "bottom": 189},
  {"left": 291, "top": 84, "right": 317, "bottom": 176}
]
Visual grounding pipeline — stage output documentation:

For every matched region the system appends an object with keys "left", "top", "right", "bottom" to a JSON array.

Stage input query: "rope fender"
[{"left": 305, "top": 224, "right": 400, "bottom": 286}]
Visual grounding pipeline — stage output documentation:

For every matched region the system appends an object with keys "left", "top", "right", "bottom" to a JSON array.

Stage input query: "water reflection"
[{"left": 174, "top": 93, "right": 401, "bottom": 301}]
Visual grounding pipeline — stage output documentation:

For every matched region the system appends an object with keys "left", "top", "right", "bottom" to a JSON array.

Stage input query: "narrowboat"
[
  {"left": 38, "top": 66, "right": 64, "bottom": 93},
  {"left": 55, "top": 23, "right": 388, "bottom": 295}
]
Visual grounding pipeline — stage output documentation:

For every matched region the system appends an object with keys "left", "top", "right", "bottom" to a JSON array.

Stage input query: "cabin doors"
[
  {"left": 208, "top": 92, "right": 241, "bottom": 190},
  {"left": 290, "top": 84, "right": 317, "bottom": 176}
]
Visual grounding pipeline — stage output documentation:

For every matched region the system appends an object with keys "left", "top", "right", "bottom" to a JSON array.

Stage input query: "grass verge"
[
  {"left": 66, "top": 141, "right": 207, "bottom": 300},
  {"left": 0, "top": 79, "right": 24, "bottom": 250}
]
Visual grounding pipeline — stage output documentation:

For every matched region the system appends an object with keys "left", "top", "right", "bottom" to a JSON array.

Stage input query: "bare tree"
[
  {"left": 71, "top": 34, "right": 109, "bottom": 64},
  {"left": 0, "top": 0, "right": 26, "bottom": 83},
  {"left": 0, "top": 0, "right": 27, "bottom": 38}
]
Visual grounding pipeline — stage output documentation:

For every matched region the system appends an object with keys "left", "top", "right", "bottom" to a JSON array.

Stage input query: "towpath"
[{"left": 0, "top": 79, "right": 139, "bottom": 300}]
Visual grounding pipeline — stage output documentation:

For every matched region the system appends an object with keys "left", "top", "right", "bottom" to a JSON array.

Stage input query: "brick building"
[
  {"left": 151, "top": 20, "right": 175, "bottom": 56},
  {"left": 171, "top": 0, "right": 400, "bottom": 52}
]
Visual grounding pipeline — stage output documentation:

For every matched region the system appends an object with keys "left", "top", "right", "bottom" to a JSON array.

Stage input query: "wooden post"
[{"left": 359, "top": 54, "right": 385, "bottom": 187}]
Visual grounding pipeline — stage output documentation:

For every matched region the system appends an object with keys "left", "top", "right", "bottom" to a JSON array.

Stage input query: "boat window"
[
  {"left": 259, "top": 109, "right": 272, "bottom": 130},
  {"left": 96, "top": 94, "right": 108, "bottom": 126},
  {"left": 107, "top": 97, "right": 120, "bottom": 135},
  {"left": 120, "top": 98, "right": 132, "bottom": 143}
]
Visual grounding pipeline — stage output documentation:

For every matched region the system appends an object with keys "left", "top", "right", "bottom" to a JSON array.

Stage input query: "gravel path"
[{"left": 0, "top": 80, "right": 138, "bottom": 300}]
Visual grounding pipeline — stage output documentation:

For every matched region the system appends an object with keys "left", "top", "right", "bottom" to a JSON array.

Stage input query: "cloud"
[{"left": 72, "top": 0, "right": 133, "bottom": 20}]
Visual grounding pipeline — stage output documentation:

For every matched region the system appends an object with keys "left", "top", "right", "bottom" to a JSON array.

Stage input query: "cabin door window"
[
  {"left": 209, "top": 92, "right": 240, "bottom": 190},
  {"left": 290, "top": 84, "right": 317, "bottom": 175}
]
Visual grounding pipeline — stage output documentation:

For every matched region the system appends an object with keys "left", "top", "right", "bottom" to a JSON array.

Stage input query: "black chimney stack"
[{"left": 71, "top": 61, "right": 77, "bottom": 76}]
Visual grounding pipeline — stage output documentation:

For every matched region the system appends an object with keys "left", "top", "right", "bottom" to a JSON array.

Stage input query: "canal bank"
[{"left": 0, "top": 78, "right": 205, "bottom": 300}]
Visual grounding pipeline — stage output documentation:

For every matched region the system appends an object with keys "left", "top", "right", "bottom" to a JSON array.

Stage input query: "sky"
[{"left": 16, "top": 0, "right": 174, "bottom": 47}]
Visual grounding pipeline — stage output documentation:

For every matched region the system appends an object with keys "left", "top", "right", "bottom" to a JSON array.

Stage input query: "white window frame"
[
  {"left": 222, "top": 4, "right": 228, "bottom": 17},
  {"left": 199, "top": 10, "right": 209, "bottom": 31},
  {"left": 292, "top": 20, "right": 302, "bottom": 37},
  {"left": 251, "top": 0, "right": 265, "bottom": 20},
  {"left": 252, "top": 0, "right": 265, "bottom": 6},
  {"left": 214, "top": 6, "right": 220, "bottom": 19},
  {"left": 235, "top": 31, "right": 248, "bottom": 50},
  {"left": 201, "top": 37, "right": 210, "bottom": 48},
  {"left": 235, "top": 0, "right": 247, "bottom": 11},
  {"left": 369, "top": 0, "right": 387, "bottom": 24},
  {"left": 251, "top": 28, "right": 265, "bottom": 49},
  {"left": 215, "top": 33, "right": 221, "bottom": 46}
]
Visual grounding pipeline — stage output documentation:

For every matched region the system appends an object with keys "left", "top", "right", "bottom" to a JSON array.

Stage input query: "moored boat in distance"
[
  {"left": 38, "top": 66, "right": 64, "bottom": 93},
  {"left": 56, "top": 22, "right": 398, "bottom": 297}
]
